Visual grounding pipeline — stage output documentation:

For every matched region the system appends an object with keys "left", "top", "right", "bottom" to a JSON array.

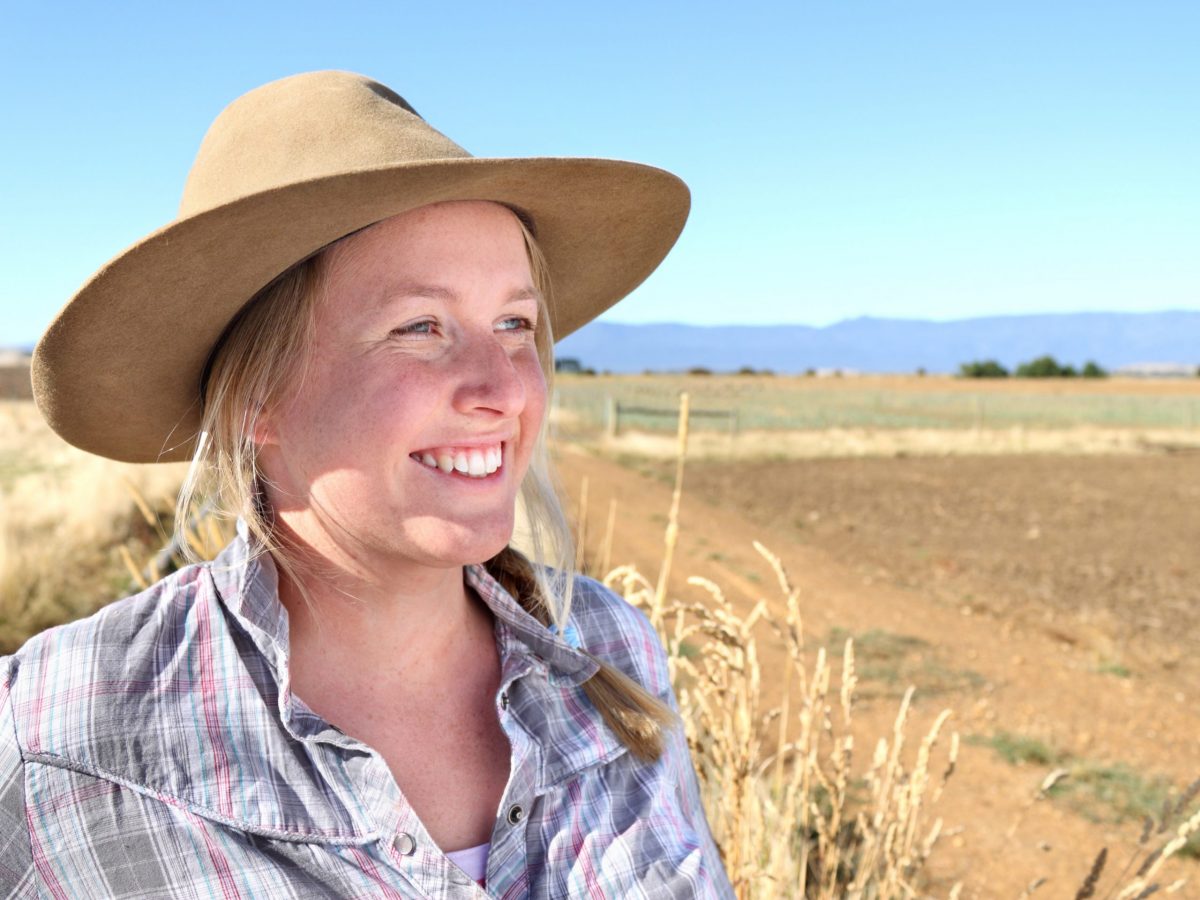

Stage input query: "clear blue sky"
[{"left": 2, "top": 1, "right": 1197, "bottom": 346}]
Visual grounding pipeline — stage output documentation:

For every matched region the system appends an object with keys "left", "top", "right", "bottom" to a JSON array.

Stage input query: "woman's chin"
[
  {"left": 274, "top": 505, "right": 518, "bottom": 572},
  {"left": 399, "top": 518, "right": 515, "bottom": 568}
]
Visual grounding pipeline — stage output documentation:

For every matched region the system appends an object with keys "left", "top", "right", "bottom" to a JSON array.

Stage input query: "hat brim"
[{"left": 33, "top": 157, "right": 689, "bottom": 463}]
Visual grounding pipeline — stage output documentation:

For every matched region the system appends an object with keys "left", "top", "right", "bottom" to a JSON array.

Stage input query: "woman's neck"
[{"left": 268, "top": 521, "right": 494, "bottom": 697}]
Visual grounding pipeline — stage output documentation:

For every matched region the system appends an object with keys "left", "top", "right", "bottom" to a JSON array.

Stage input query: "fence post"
[{"left": 605, "top": 395, "right": 618, "bottom": 438}]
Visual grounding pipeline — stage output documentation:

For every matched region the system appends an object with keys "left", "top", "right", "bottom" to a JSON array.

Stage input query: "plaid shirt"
[{"left": 0, "top": 525, "right": 733, "bottom": 899}]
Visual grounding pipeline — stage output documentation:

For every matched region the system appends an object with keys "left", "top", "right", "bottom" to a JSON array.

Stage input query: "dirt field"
[
  {"left": 676, "top": 454, "right": 1200, "bottom": 671},
  {"left": 553, "top": 442, "right": 1200, "bottom": 898}
]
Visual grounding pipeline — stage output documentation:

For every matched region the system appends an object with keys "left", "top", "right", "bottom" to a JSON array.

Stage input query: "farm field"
[
  {"left": 549, "top": 413, "right": 1200, "bottom": 895},
  {"left": 553, "top": 373, "right": 1200, "bottom": 438},
  {"left": 554, "top": 448, "right": 1200, "bottom": 897},
  {"left": 5, "top": 374, "right": 1200, "bottom": 896}
]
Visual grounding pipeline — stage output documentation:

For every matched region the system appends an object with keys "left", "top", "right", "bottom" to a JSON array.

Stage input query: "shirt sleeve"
[{"left": 0, "top": 658, "right": 39, "bottom": 899}]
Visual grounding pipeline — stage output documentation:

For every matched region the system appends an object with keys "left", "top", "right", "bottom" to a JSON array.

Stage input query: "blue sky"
[{"left": 2, "top": 1, "right": 1197, "bottom": 346}]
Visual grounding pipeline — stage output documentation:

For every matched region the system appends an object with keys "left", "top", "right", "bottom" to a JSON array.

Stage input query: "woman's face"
[{"left": 256, "top": 200, "right": 548, "bottom": 573}]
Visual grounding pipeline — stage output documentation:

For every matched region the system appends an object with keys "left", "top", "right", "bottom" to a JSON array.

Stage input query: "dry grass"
[
  {"left": 0, "top": 402, "right": 188, "bottom": 653},
  {"left": 1062, "top": 776, "right": 1200, "bottom": 899},
  {"left": 607, "top": 554, "right": 958, "bottom": 897},
  {"left": 603, "top": 394, "right": 961, "bottom": 897}
]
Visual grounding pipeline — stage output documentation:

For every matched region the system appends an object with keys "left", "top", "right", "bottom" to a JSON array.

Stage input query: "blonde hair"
[{"left": 177, "top": 210, "right": 675, "bottom": 761}]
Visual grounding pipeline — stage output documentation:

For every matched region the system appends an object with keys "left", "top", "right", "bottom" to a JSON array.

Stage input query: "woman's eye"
[
  {"left": 497, "top": 316, "right": 536, "bottom": 333},
  {"left": 392, "top": 319, "right": 437, "bottom": 337}
]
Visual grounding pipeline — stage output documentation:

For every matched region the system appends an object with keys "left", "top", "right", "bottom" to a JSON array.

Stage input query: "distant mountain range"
[{"left": 556, "top": 311, "right": 1200, "bottom": 374}]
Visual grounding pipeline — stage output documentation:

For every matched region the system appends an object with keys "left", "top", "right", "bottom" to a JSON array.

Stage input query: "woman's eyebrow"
[
  {"left": 505, "top": 288, "right": 541, "bottom": 303},
  {"left": 382, "top": 283, "right": 541, "bottom": 304}
]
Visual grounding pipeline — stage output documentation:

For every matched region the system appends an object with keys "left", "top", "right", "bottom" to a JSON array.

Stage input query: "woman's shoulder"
[
  {"left": 2, "top": 560, "right": 216, "bottom": 727},
  {"left": 564, "top": 574, "right": 672, "bottom": 699}
]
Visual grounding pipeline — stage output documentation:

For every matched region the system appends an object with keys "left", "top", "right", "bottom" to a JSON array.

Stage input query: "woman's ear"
[{"left": 250, "top": 403, "right": 277, "bottom": 448}]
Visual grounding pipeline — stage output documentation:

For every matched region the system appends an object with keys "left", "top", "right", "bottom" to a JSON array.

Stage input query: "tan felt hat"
[{"left": 32, "top": 70, "right": 689, "bottom": 463}]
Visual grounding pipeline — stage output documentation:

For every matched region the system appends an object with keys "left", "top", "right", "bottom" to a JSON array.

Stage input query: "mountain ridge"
[{"left": 556, "top": 311, "right": 1200, "bottom": 373}]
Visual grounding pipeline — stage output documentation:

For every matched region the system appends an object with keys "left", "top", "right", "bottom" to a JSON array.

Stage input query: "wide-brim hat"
[{"left": 32, "top": 70, "right": 689, "bottom": 463}]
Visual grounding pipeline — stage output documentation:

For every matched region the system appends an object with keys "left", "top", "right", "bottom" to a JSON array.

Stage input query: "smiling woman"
[
  {"left": 2, "top": 71, "right": 732, "bottom": 898},
  {"left": 236, "top": 204, "right": 549, "bottom": 582}
]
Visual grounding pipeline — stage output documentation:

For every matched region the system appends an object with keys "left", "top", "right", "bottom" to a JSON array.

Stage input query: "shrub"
[
  {"left": 1015, "top": 355, "right": 1075, "bottom": 378},
  {"left": 958, "top": 359, "right": 1009, "bottom": 378}
]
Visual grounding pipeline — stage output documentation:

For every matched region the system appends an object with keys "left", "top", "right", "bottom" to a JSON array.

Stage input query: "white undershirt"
[{"left": 445, "top": 841, "right": 490, "bottom": 883}]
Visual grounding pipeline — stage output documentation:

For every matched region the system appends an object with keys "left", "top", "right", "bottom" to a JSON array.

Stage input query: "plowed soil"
[{"left": 553, "top": 445, "right": 1200, "bottom": 899}]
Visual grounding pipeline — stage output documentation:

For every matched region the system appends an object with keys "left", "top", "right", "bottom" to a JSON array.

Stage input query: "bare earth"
[{"left": 552, "top": 443, "right": 1200, "bottom": 899}]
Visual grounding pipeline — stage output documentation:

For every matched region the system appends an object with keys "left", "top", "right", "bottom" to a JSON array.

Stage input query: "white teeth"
[
  {"left": 417, "top": 444, "right": 503, "bottom": 478},
  {"left": 468, "top": 449, "right": 486, "bottom": 476}
]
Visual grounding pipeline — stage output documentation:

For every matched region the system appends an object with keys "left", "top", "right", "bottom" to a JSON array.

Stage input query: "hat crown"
[{"left": 179, "top": 71, "right": 472, "bottom": 217}]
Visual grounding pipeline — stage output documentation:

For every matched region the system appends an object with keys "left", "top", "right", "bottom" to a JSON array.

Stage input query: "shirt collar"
[
  {"left": 212, "top": 519, "right": 600, "bottom": 690},
  {"left": 212, "top": 524, "right": 617, "bottom": 807},
  {"left": 463, "top": 563, "right": 599, "bottom": 687},
  {"left": 209, "top": 518, "right": 291, "bottom": 677}
]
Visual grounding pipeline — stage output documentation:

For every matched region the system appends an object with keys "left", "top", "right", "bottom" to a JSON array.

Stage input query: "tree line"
[{"left": 958, "top": 355, "right": 1107, "bottom": 378}]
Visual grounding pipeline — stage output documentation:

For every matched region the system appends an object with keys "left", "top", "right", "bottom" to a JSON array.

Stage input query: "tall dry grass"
[
  {"left": 0, "top": 402, "right": 188, "bottom": 653},
  {"left": 601, "top": 393, "right": 961, "bottom": 897},
  {"left": 607, "top": 553, "right": 958, "bottom": 897}
]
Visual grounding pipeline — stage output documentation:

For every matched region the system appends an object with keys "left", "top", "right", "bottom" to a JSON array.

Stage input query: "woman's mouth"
[{"left": 409, "top": 443, "right": 504, "bottom": 479}]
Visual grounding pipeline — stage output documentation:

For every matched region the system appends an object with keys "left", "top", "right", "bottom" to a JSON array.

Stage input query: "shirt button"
[
  {"left": 506, "top": 803, "right": 525, "bottom": 825},
  {"left": 499, "top": 691, "right": 509, "bottom": 710},
  {"left": 393, "top": 832, "right": 417, "bottom": 856}
]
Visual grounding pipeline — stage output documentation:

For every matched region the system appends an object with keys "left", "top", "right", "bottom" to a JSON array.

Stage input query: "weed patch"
[
  {"left": 827, "top": 627, "right": 986, "bottom": 699},
  {"left": 1095, "top": 659, "right": 1132, "bottom": 678},
  {"left": 970, "top": 733, "right": 1200, "bottom": 861},
  {"left": 966, "top": 731, "right": 1064, "bottom": 767}
]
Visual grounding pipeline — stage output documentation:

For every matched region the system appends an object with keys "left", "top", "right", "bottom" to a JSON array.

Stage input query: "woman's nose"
[{"left": 451, "top": 331, "right": 529, "bottom": 418}]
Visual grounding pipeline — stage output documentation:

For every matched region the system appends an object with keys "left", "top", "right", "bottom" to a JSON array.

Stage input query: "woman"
[{"left": 1, "top": 71, "right": 733, "bottom": 898}]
